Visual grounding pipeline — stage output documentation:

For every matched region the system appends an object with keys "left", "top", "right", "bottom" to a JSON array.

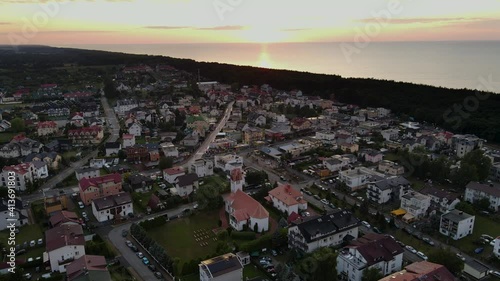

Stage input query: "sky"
[{"left": 0, "top": 0, "right": 500, "bottom": 45}]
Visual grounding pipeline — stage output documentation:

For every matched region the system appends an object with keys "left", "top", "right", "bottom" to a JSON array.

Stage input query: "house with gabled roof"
[
  {"left": 337, "top": 233, "right": 404, "bottom": 281},
  {"left": 78, "top": 173, "right": 122, "bottom": 205},
  {"left": 266, "top": 184, "right": 307, "bottom": 216},
  {"left": 288, "top": 210, "right": 361, "bottom": 253},
  {"left": 66, "top": 255, "right": 111, "bottom": 281},
  {"left": 91, "top": 192, "right": 133, "bottom": 222},
  {"left": 37, "top": 121, "right": 58, "bottom": 136},
  {"left": 46, "top": 224, "right": 85, "bottom": 272}
]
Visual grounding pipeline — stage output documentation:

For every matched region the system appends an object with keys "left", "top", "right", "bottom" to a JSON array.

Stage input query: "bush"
[
  {"left": 140, "top": 216, "right": 166, "bottom": 230},
  {"left": 240, "top": 233, "right": 273, "bottom": 252},
  {"left": 231, "top": 231, "right": 256, "bottom": 240}
]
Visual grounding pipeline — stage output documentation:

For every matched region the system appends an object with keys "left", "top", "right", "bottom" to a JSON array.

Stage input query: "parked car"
[
  {"left": 481, "top": 234, "right": 494, "bottom": 241},
  {"left": 474, "top": 247, "right": 484, "bottom": 254},
  {"left": 136, "top": 252, "right": 144, "bottom": 259},
  {"left": 361, "top": 221, "right": 371, "bottom": 228},
  {"left": 313, "top": 195, "right": 321, "bottom": 200},
  {"left": 29, "top": 240, "right": 36, "bottom": 247},
  {"left": 81, "top": 211, "right": 88, "bottom": 218},
  {"left": 304, "top": 190, "right": 313, "bottom": 196},
  {"left": 154, "top": 272, "right": 163, "bottom": 279},
  {"left": 422, "top": 237, "right": 435, "bottom": 246},
  {"left": 142, "top": 257, "right": 150, "bottom": 265},
  {"left": 16, "top": 249, "right": 26, "bottom": 255},
  {"left": 489, "top": 270, "right": 500, "bottom": 278},
  {"left": 130, "top": 245, "right": 138, "bottom": 252},
  {"left": 456, "top": 253, "right": 466, "bottom": 261},
  {"left": 37, "top": 238, "right": 43, "bottom": 245},
  {"left": 125, "top": 240, "right": 133, "bottom": 247},
  {"left": 417, "top": 251, "right": 428, "bottom": 260},
  {"left": 320, "top": 199, "right": 329, "bottom": 205},
  {"left": 121, "top": 230, "right": 128, "bottom": 237},
  {"left": 406, "top": 246, "right": 417, "bottom": 254},
  {"left": 148, "top": 264, "right": 157, "bottom": 271},
  {"left": 23, "top": 273, "right": 32, "bottom": 280},
  {"left": 271, "top": 250, "right": 278, "bottom": 257},
  {"left": 78, "top": 201, "right": 85, "bottom": 209},
  {"left": 372, "top": 227, "right": 382, "bottom": 234}
]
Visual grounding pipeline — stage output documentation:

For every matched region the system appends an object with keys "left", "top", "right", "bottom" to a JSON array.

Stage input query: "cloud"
[
  {"left": 143, "top": 26, "right": 191, "bottom": 30},
  {"left": 195, "top": 25, "right": 245, "bottom": 31},
  {"left": 281, "top": 28, "right": 311, "bottom": 32},
  {"left": 0, "top": 0, "right": 132, "bottom": 3},
  {"left": 0, "top": 22, "right": 11, "bottom": 25},
  {"left": 0, "top": 30, "right": 117, "bottom": 35},
  {"left": 356, "top": 17, "right": 491, "bottom": 25},
  {"left": 143, "top": 25, "right": 246, "bottom": 31}
]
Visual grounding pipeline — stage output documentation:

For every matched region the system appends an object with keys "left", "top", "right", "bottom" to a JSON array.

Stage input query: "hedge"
[{"left": 231, "top": 231, "right": 257, "bottom": 240}]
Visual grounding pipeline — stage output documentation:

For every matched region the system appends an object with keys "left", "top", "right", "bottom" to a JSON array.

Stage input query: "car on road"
[
  {"left": 329, "top": 202, "right": 336, "bottom": 209},
  {"left": 422, "top": 237, "right": 435, "bottom": 246},
  {"left": 125, "top": 240, "right": 133, "bottom": 247},
  {"left": 313, "top": 195, "right": 321, "bottom": 201},
  {"left": 130, "top": 245, "right": 138, "bottom": 252},
  {"left": 416, "top": 251, "right": 428, "bottom": 260},
  {"left": 142, "top": 257, "right": 150, "bottom": 265},
  {"left": 304, "top": 190, "right": 313, "bottom": 196},
  {"left": 361, "top": 221, "right": 371, "bottom": 228},
  {"left": 136, "top": 252, "right": 144, "bottom": 259},
  {"left": 372, "top": 227, "right": 382, "bottom": 234},
  {"left": 489, "top": 270, "right": 500, "bottom": 278},
  {"left": 82, "top": 211, "right": 88, "bottom": 217},
  {"left": 78, "top": 201, "right": 85, "bottom": 209},
  {"left": 406, "top": 246, "right": 417, "bottom": 254},
  {"left": 148, "top": 264, "right": 157, "bottom": 271},
  {"left": 121, "top": 229, "right": 128, "bottom": 237},
  {"left": 29, "top": 240, "right": 36, "bottom": 247},
  {"left": 154, "top": 272, "right": 163, "bottom": 279},
  {"left": 456, "top": 253, "right": 466, "bottom": 261},
  {"left": 320, "top": 199, "right": 329, "bottom": 205}
]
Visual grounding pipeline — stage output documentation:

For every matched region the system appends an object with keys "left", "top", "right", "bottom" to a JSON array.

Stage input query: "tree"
[
  {"left": 455, "top": 201, "right": 475, "bottom": 214},
  {"left": 362, "top": 267, "right": 384, "bottom": 281},
  {"left": 462, "top": 150, "right": 492, "bottom": 181},
  {"left": 428, "top": 248, "right": 463, "bottom": 273},
  {"left": 299, "top": 247, "right": 337, "bottom": 281},
  {"left": 452, "top": 163, "right": 478, "bottom": 188},
  {"left": 473, "top": 198, "right": 491, "bottom": 211},
  {"left": 159, "top": 157, "right": 173, "bottom": 170},
  {"left": 10, "top": 117, "right": 25, "bottom": 133},
  {"left": 195, "top": 184, "right": 223, "bottom": 210}
]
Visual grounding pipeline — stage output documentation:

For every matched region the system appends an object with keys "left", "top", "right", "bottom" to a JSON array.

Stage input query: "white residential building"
[
  {"left": 421, "top": 186, "right": 461, "bottom": 213},
  {"left": 452, "top": 134, "right": 484, "bottom": 158},
  {"left": 91, "top": 192, "right": 133, "bottom": 222},
  {"left": 315, "top": 131, "right": 336, "bottom": 145},
  {"left": 337, "top": 233, "right": 404, "bottom": 281},
  {"left": 114, "top": 99, "right": 138, "bottom": 116},
  {"left": 128, "top": 122, "right": 142, "bottom": 137},
  {"left": 366, "top": 176, "right": 410, "bottom": 205},
  {"left": 214, "top": 154, "right": 244, "bottom": 172},
  {"left": 0, "top": 199, "right": 28, "bottom": 231},
  {"left": 122, "top": 134, "right": 136, "bottom": 148},
  {"left": 199, "top": 253, "right": 243, "bottom": 281},
  {"left": 380, "top": 129, "right": 399, "bottom": 141},
  {"left": 1, "top": 162, "right": 37, "bottom": 191},
  {"left": 339, "top": 167, "right": 385, "bottom": 191},
  {"left": 160, "top": 142, "right": 179, "bottom": 158},
  {"left": 75, "top": 167, "right": 100, "bottom": 181},
  {"left": 439, "top": 209, "right": 475, "bottom": 240},
  {"left": 400, "top": 190, "right": 431, "bottom": 221},
  {"left": 163, "top": 167, "right": 185, "bottom": 184},
  {"left": 464, "top": 182, "right": 500, "bottom": 212},
  {"left": 174, "top": 173, "right": 199, "bottom": 197},
  {"left": 266, "top": 184, "right": 307, "bottom": 216},
  {"left": 494, "top": 236, "right": 500, "bottom": 258},
  {"left": 46, "top": 224, "right": 85, "bottom": 273},
  {"left": 288, "top": 210, "right": 360, "bottom": 253},
  {"left": 378, "top": 160, "right": 404, "bottom": 176},
  {"left": 323, "top": 157, "right": 347, "bottom": 173},
  {"left": 190, "top": 159, "right": 214, "bottom": 178},
  {"left": 31, "top": 160, "right": 49, "bottom": 179}
]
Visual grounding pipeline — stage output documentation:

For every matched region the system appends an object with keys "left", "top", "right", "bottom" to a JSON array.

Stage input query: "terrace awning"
[{"left": 391, "top": 209, "right": 407, "bottom": 216}]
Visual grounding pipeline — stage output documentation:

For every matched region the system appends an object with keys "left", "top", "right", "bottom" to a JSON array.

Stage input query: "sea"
[{"left": 59, "top": 41, "right": 500, "bottom": 92}]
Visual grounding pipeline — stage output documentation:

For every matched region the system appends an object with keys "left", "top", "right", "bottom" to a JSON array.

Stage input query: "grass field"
[
  {"left": 446, "top": 215, "right": 500, "bottom": 257},
  {"left": 180, "top": 264, "right": 267, "bottom": 281},
  {"left": 0, "top": 132, "right": 17, "bottom": 143},
  {"left": 148, "top": 210, "right": 221, "bottom": 263}
]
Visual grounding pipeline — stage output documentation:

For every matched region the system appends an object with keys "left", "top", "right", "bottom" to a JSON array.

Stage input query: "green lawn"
[
  {"left": 0, "top": 132, "right": 17, "bottom": 143},
  {"left": 201, "top": 175, "right": 229, "bottom": 193},
  {"left": 148, "top": 210, "right": 221, "bottom": 263},
  {"left": 180, "top": 263, "right": 267, "bottom": 281}
]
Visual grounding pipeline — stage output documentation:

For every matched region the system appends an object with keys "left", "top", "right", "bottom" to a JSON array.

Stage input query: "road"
[
  {"left": 35, "top": 94, "right": 120, "bottom": 191},
  {"left": 182, "top": 101, "right": 234, "bottom": 168},
  {"left": 105, "top": 202, "right": 198, "bottom": 281}
]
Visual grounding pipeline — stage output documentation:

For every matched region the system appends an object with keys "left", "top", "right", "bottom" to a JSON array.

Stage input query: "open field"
[{"left": 148, "top": 210, "right": 220, "bottom": 262}]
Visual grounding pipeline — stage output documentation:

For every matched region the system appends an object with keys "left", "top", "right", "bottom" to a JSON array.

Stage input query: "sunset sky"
[{"left": 0, "top": 0, "right": 500, "bottom": 45}]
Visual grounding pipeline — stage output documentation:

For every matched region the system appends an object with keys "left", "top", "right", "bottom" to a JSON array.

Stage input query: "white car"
[
  {"left": 81, "top": 211, "right": 88, "bottom": 218},
  {"left": 489, "top": 270, "right": 500, "bottom": 278},
  {"left": 417, "top": 251, "right": 428, "bottom": 260},
  {"left": 320, "top": 199, "right": 329, "bottom": 205},
  {"left": 361, "top": 221, "right": 371, "bottom": 228},
  {"left": 406, "top": 245, "right": 417, "bottom": 254},
  {"left": 489, "top": 238, "right": 498, "bottom": 247},
  {"left": 78, "top": 201, "right": 85, "bottom": 209},
  {"left": 456, "top": 253, "right": 466, "bottom": 261}
]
